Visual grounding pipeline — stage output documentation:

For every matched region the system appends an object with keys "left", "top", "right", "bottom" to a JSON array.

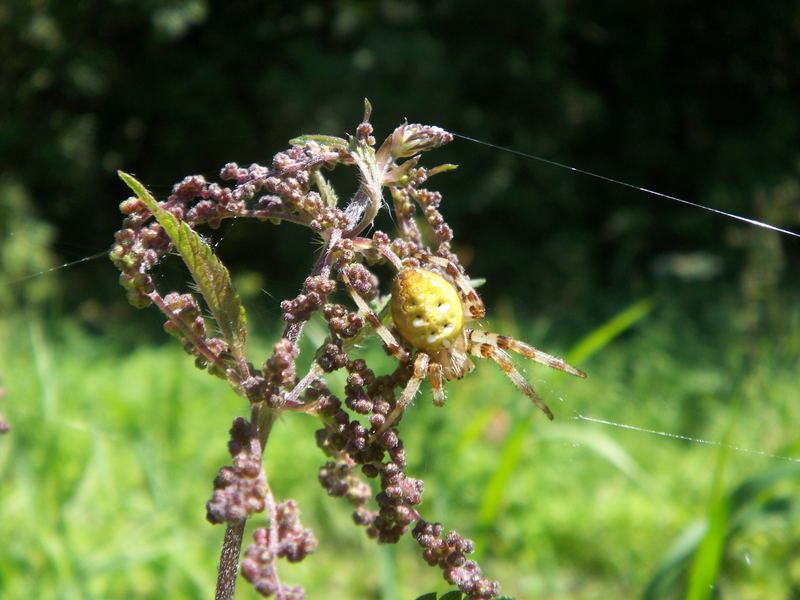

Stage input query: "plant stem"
[
  {"left": 214, "top": 229, "right": 341, "bottom": 599},
  {"left": 214, "top": 406, "right": 277, "bottom": 599},
  {"left": 215, "top": 520, "right": 246, "bottom": 600}
]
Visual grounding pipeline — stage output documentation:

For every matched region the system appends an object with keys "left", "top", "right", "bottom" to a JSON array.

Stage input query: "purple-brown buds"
[
  {"left": 241, "top": 501, "right": 317, "bottom": 598},
  {"left": 206, "top": 418, "right": 267, "bottom": 524}
]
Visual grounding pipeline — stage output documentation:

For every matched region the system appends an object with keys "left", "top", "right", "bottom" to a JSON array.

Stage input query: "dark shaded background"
[{"left": 3, "top": 1, "right": 799, "bottom": 334}]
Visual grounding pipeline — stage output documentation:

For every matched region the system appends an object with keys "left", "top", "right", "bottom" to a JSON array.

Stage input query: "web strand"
[
  {"left": 10, "top": 251, "right": 108, "bottom": 284},
  {"left": 13, "top": 131, "right": 800, "bottom": 283},
  {"left": 453, "top": 132, "right": 800, "bottom": 240},
  {"left": 574, "top": 413, "right": 800, "bottom": 463},
  {"left": 7, "top": 131, "right": 796, "bottom": 464}
]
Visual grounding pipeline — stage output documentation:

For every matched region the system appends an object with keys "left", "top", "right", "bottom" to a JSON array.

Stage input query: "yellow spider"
[{"left": 342, "top": 255, "right": 586, "bottom": 432}]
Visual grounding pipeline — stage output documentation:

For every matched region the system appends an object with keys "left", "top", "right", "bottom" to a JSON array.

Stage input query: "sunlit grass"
[{"left": 0, "top": 304, "right": 798, "bottom": 599}]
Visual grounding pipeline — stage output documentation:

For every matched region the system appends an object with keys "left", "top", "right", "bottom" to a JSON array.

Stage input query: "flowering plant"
[{"left": 111, "top": 100, "right": 581, "bottom": 600}]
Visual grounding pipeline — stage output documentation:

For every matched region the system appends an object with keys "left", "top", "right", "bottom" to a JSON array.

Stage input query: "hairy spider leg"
[
  {"left": 341, "top": 271, "right": 409, "bottom": 362},
  {"left": 468, "top": 330, "right": 586, "bottom": 378},
  {"left": 378, "top": 352, "right": 430, "bottom": 435},
  {"left": 467, "top": 338, "right": 555, "bottom": 420},
  {"left": 428, "top": 362, "right": 446, "bottom": 406}
]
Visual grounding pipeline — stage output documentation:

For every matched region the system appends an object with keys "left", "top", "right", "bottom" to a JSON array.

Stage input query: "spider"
[{"left": 341, "top": 254, "right": 586, "bottom": 433}]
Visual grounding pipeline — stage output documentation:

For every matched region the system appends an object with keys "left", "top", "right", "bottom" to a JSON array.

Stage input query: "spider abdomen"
[{"left": 390, "top": 267, "right": 464, "bottom": 352}]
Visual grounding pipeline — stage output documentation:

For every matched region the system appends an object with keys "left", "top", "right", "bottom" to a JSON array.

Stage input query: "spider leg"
[
  {"left": 378, "top": 352, "right": 430, "bottom": 434},
  {"left": 422, "top": 255, "right": 485, "bottom": 321},
  {"left": 468, "top": 330, "right": 586, "bottom": 378},
  {"left": 376, "top": 242, "right": 404, "bottom": 272},
  {"left": 429, "top": 362, "right": 446, "bottom": 406},
  {"left": 341, "top": 271, "right": 410, "bottom": 362},
  {"left": 468, "top": 340, "right": 555, "bottom": 420}
]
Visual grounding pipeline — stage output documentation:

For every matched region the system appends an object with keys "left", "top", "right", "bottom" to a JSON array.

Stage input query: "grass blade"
[
  {"left": 477, "top": 298, "right": 655, "bottom": 534},
  {"left": 567, "top": 297, "right": 655, "bottom": 365}
]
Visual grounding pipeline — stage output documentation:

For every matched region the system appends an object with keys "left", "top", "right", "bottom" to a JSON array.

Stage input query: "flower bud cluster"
[
  {"left": 319, "top": 457, "right": 371, "bottom": 507},
  {"left": 160, "top": 175, "right": 236, "bottom": 229},
  {"left": 312, "top": 362, "right": 425, "bottom": 543},
  {"left": 413, "top": 520, "right": 500, "bottom": 600},
  {"left": 322, "top": 304, "right": 364, "bottom": 339},
  {"left": 158, "top": 292, "right": 240, "bottom": 378},
  {"left": 372, "top": 461, "right": 423, "bottom": 543},
  {"left": 261, "top": 339, "right": 299, "bottom": 408},
  {"left": 389, "top": 237, "right": 423, "bottom": 262},
  {"left": 344, "top": 359, "right": 375, "bottom": 414},
  {"left": 412, "top": 187, "right": 455, "bottom": 259},
  {"left": 389, "top": 187, "right": 423, "bottom": 246},
  {"left": 252, "top": 143, "right": 347, "bottom": 231},
  {"left": 161, "top": 292, "right": 206, "bottom": 340},
  {"left": 206, "top": 418, "right": 267, "bottom": 524},
  {"left": 331, "top": 237, "right": 357, "bottom": 268},
  {"left": 109, "top": 214, "right": 167, "bottom": 308},
  {"left": 111, "top": 139, "right": 354, "bottom": 315},
  {"left": 316, "top": 340, "right": 348, "bottom": 373},
  {"left": 281, "top": 276, "right": 337, "bottom": 324},
  {"left": 340, "top": 263, "right": 379, "bottom": 300},
  {"left": 241, "top": 500, "right": 317, "bottom": 598},
  {"left": 200, "top": 338, "right": 237, "bottom": 379}
]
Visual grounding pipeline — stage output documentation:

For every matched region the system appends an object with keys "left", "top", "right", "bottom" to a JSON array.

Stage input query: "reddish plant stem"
[
  {"left": 214, "top": 406, "right": 277, "bottom": 600},
  {"left": 215, "top": 520, "right": 246, "bottom": 600},
  {"left": 149, "top": 291, "right": 233, "bottom": 373},
  {"left": 213, "top": 230, "right": 341, "bottom": 600}
]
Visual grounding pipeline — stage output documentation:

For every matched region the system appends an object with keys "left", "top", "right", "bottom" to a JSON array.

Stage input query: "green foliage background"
[{"left": 1, "top": 1, "right": 799, "bottom": 599}]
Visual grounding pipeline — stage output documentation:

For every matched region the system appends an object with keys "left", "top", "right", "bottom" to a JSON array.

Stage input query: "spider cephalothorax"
[{"left": 342, "top": 253, "right": 586, "bottom": 433}]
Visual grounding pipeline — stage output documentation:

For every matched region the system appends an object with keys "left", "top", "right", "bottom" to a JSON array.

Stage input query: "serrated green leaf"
[
  {"left": 288, "top": 134, "right": 348, "bottom": 149},
  {"left": 312, "top": 171, "right": 339, "bottom": 207},
  {"left": 439, "top": 591, "right": 464, "bottom": 600},
  {"left": 118, "top": 171, "right": 248, "bottom": 361}
]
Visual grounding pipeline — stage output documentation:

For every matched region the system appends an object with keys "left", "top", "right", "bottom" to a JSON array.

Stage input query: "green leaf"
[
  {"left": 288, "top": 134, "right": 348, "bottom": 149},
  {"left": 378, "top": 545, "right": 399, "bottom": 600},
  {"left": 118, "top": 171, "right": 248, "bottom": 361},
  {"left": 686, "top": 441, "right": 730, "bottom": 600},
  {"left": 312, "top": 170, "right": 339, "bottom": 207},
  {"left": 414, "top": 594, "right": 438, "bottom": 600},
  {"left": 644, "top": 462, "right": 800, "bottom": 599},
  {"left": 478, "top": 420, "right": 527, "bottom": 528},
  {"left": 427, "top": 163, "right": 459, "bottom": 177},
  {"left": 439, "top": 592, "right": 464, "bottom": 600},
  {"left": 477, "top": 300, "right": 655, "bottom": 541},
  {"left": 567, "top": 297, "right": 655, "bottom": 365},
  {"left": 643, "top": 521, "right": 707, "bottom": 600}
]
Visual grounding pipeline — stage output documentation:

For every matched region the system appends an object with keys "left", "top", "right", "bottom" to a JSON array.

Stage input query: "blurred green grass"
[{"left": 0, "top": 303, "right": 798, "bottom": 599}]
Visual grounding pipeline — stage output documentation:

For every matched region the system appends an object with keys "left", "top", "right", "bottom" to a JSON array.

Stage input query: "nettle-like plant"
[{"left": 110, "top": 100, "right": 584, "bottom": 600}]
